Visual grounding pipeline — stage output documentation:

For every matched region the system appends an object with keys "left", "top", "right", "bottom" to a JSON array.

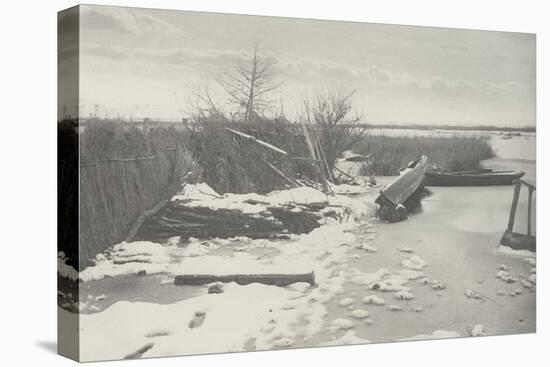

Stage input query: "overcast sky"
[{"left": 75, "top": 5, "right": 535, "bottom": 126}]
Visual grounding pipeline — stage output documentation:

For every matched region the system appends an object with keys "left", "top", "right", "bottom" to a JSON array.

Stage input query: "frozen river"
[{"left": 345, "top": 129, "right": 537, "bottom": 342}]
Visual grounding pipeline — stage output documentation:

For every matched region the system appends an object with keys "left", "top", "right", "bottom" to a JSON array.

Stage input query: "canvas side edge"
[{"left": 57, "top": 4, "right": 80, "bottom": 362}]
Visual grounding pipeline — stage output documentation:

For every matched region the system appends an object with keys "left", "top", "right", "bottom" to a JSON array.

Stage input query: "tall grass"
[
  {"left": 68, "top": 118, "right": 496, "bottom": 267},
  {"left": 73, "top": 121, "right": 195, "bottom": 268},
  {"left": 80, "top": 120, "right": 190, "bottom": 161},
  {"left": 188, "top": 113, "right": 314, "bottom": 194},
  {"left": 354, "top": 134, "right": 495, "bottom": 175}
]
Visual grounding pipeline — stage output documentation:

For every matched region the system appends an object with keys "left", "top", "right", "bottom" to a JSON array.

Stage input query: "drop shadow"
[{"left": 36, "top": 340, "right": 57, "bottom": 354}]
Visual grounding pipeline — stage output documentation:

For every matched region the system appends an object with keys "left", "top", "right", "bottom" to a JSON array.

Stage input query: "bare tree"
[
  {"left": 305, "top": 88, "right": 367, "bottom": 174},
  {"left": 216, "top": 42, "right": 282, "bottom": 120}
]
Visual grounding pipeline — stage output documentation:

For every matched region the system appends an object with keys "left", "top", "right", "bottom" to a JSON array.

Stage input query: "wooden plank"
[
  {"left": 290, "top": 157, "right": 322, "bottom": 162},
  {"left": 174, "top": 272, "right": 315, "bottom": 287},
  {"left": 520, "top": 179, "right": 536, "bottom": 190},
  {"left": 507, "top": 180, "right": 521, "bottom": 232},
  {"left": 225, "top": 127, "right": 288, "bottom": 155},
  {"left": 310, "top": 127, "right": 334, "bottom": 183},
  {"left": 260, "top": 158, "right": 301, "bottom": 188},
  {"left": 527, "top": 186, "right": 534, "bottom": 236},
  {"left": 124, "top": 200, "right": 169, "bottom": 242}
]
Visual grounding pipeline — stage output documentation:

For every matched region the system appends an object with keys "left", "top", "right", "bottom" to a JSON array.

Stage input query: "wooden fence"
[{"left": 77, "top": 148, "right": 192, "bottom": 268}]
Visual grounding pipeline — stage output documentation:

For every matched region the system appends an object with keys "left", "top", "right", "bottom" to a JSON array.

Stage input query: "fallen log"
[
  {"left": 125, "top": 200, "right": 169, "bottom": 243},
  {"left": 174, "top": 272, "right": 316, "bottom": 287},
  {"left": 135, "top": 201, "right": 322, "bottom": 241}
]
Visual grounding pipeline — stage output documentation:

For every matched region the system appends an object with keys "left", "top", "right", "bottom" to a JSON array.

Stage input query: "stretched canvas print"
[{"left": 58, "top": 4, "right": 536, "bottom": 362}]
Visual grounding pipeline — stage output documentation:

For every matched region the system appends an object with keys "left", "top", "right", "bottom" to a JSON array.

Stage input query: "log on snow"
[
  {"left": 174, "top": 272, "right": 316, "bottom": 287},
  {"left": 125, "top": 200, "right": 169, "bottom": 243}
]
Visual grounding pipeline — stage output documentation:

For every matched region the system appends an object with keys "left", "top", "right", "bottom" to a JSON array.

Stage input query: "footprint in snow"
[
  {"left": 388, "top": 305, "right": 403, "bottom": 311},
  {"left": 188, "top": 311, "right": 206, "bottom": 328},
  {"left": 146, "top": 331, "right": 170, "bottom": 338},
  {"left": 124, "top": 343, "right": 154, "bottom": 359},
  {"left": 273, "top": 338, "right": 294, "bottom": 348},
  {"left": 394, "top": 291, "right": 414, "bottom": 300}
]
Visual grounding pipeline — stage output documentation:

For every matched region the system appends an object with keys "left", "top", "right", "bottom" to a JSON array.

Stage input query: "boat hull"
[
  {"left": 376, "top": 155, "right": 428, "bottom": 207},
  {"left": 425, "top": 171, "right": 524, "bottom": 186}
]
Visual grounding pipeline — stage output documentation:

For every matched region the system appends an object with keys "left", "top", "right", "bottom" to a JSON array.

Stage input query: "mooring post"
[
  {"left": 527, "top": 185, "right": 534, "bottom": 236},
  {"left": 507, "top": 180, "right": 521, "bottom": 232}
]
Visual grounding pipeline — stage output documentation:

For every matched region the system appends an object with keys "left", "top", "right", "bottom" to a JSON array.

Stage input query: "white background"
[{"left": 0, "top": 0, "right": 547, "bottom": 365}]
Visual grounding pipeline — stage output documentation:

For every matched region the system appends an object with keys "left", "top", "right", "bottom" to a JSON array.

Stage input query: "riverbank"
[
  {"left": 57, "top": 128, "right": 536, "bottom": 361},
  {"left": 58, "top": 172, "right": 535, "bottom": 361}
]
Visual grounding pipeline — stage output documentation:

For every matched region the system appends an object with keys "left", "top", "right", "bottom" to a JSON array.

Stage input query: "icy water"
[{"left": 319, "top": 131, "right": 536, "bottom": 343}]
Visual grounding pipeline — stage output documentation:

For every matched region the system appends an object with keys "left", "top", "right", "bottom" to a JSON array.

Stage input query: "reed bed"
[
  {"left": 61, "top": 118, "right": 496, "bottom": 268},
  {"left": 187, "top": 114, "right": 314, "bottom": 194},
  {"left": 354, "top": 134, "right": 495, "bottom": 176},
  {"left": 61, "top": 121, "right": 194, "bottom": 268}
]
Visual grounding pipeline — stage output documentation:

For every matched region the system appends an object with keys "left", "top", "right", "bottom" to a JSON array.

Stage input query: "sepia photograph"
[{"left": 57, "top": 4, "right": 536, "bottom": 362}]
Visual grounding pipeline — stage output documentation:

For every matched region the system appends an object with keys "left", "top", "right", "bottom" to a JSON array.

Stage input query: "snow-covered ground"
[
  {"left": 58, "top": 143, "right": 536, "bottom": 361},
  {"left": 59, "top": 183, "right": 382, "bottom": 361}
]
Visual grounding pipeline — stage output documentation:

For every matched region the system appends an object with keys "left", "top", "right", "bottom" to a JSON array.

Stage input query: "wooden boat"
[
  {"left": 425, "top": 169, "right": 524, "bottom": 186},
  {"left": 376, "top": 155, "right": 428, "bottom": 207}
]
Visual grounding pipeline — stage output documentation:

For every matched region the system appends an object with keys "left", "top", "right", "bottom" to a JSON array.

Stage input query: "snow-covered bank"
[
  {"left": 59, "top": 183, "right": 375, "bottom": 283},
  {"left": 74, "top": 282, "right": 326, "bottom": 361},
  {"left": 76, "top": 222, "right": 357, "bottom": 283},
  {"left": 62, "top": 172, "right": 536, "bottom": 359},
  {"left": 172, "top": 183, "right": 340, "bottom": 213},
  {"left": 60, "top": 182, "right": 380, "bottom": 359}
]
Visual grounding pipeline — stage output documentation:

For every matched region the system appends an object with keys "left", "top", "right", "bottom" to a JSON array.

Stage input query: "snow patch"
[
  {"left": 469, "top": 324, "right": 487, "bottom": 337},
  {"left": 350, "top": 309, "right": 370, "bottom": 319},
  {"left": 496, "top": 270, "right": 517, "bottom": 284},
  {"left": 498, "top": 245, "right": 536, "bottom": 258},
  {"left": 338, "top": 298, "right": 354, "bottom": 307},
  {"left": 321, "top": 331, "right": 370, "bottom": 346},
  {"left": 399, "top": 330, "right": 460, "bottom": 341},
  {"left": 328, "top": 318, "right": 355, "bottom": 331},
  {"left": 400, "top": 255, "right": 427, "bottom": 270},
  {"left": 363, "top": 295, "right": 385, "bottom": 305},
  {"left": 75, "top": 282, "right": 326, "bottom": 361},
  {"left": 57, "top": 252, "right": 79, "bottom": 281}
]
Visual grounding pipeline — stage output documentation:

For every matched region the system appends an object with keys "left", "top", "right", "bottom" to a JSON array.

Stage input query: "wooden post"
[
  {"left": 260, "top": 157, "right": 301, "bottom": 188},
  {"left": 507, "top": 180, "right": 521, "bottom": 232},
  {"left": 527, "top": 186, "right": 534, "bottom": 236},
  {"left": 334, "top": 165, "right": 356, "bottom": 180}
]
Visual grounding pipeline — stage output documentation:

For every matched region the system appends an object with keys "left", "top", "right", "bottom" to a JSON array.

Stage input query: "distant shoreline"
[
  {"left": 71, "top": 118, "right": 536, "bottom": 133},
  {"left": 360, "top": 123, "right": 536, "bottom": 133}
]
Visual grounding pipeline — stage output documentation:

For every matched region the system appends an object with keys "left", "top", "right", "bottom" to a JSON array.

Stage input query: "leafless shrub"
[
  {"left": 216, "top": 41, "right": 283, "bottom": 121},
  {"left": 304, "top": 88, "right": 367, "bottom": 173}
]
